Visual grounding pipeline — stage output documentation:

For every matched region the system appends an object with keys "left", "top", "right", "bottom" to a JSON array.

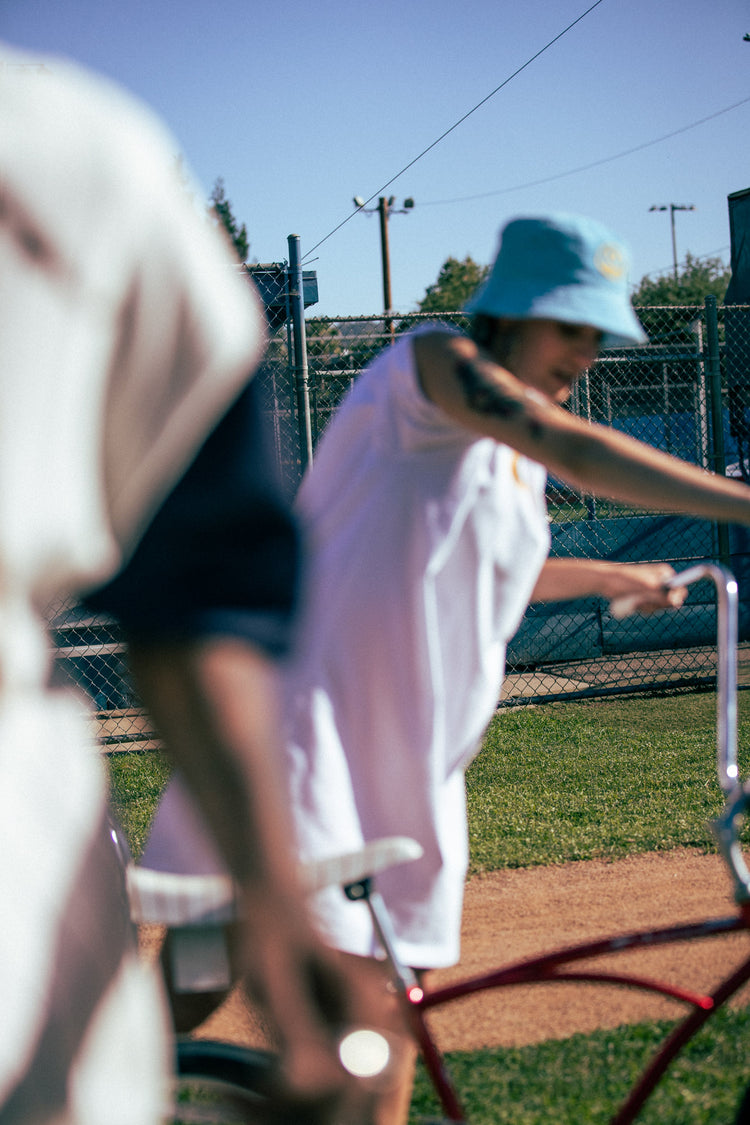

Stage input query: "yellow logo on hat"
[{"left": 594, "top": 242, "right": 626, "bottom": 281}]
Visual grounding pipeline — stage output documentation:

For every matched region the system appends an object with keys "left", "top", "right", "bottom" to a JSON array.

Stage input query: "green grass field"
[
  {"left": 107, "top": 687, "right": 750, "bottom": 1123},
  {"left": 467, "top": 691, "right": 750, "bottom": 874},
  {"left": 410, "top": 1008, "right": 750, "bottom": 1124}
]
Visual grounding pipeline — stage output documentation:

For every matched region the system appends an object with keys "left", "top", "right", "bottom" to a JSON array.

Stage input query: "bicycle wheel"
[
  {"left": 172, "top": 1040, "right": 281, "bottom": 1124},
  {"left": 735, "top": 1082, "right": 750, "bottom": 1125},
  {"left": 171, "top": 1039, "right": 338, "bottom": 1125}
]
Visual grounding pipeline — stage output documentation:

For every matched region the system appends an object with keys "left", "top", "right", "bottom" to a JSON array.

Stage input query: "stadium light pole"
[
  {"left": 353, "top": 195, "right": 414, "bottom": 335},
  {"left": 649, "top": 203, "right": 696, "bottom": 278}
]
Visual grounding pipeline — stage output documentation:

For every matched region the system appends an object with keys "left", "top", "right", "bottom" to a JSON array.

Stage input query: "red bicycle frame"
[{"left": 401, "top": 904, "right": 750, "bottom": 1123}]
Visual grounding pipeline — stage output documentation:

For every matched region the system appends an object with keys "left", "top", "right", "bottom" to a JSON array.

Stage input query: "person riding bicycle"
[{"left": 279, "top": 212, "right": 750, "bottom": 1124}]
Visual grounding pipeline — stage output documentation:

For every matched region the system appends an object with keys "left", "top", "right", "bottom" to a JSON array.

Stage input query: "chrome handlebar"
[
  {"left": 664, "top": 564, "right": 749, "bottom": 904},
  {"left": 665, "top": 565, "right": 739, "bottom": 796}
]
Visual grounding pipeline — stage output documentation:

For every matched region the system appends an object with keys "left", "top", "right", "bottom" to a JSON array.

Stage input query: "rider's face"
[{"left": 492, "top": 318, "right": 603, "bottom": 404}]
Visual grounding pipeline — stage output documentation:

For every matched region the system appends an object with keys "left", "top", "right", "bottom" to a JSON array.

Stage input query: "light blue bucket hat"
[{"left": 466, "top": 213, "right": 647, "bottom": 348}]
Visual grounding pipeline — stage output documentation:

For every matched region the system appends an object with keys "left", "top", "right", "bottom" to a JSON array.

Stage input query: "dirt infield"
[
  {"left": 429, "top": 848, "right": 750, "bottom": 1050},
  {"left": 139, "top": 847, "right": 750, "bottom": 1052}
]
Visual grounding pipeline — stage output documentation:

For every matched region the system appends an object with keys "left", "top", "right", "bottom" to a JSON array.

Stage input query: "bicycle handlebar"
[
  {"left": 664, "top": 564, "right": 739, "bottom": 797},
  {"left": 665, "top": 564, "right": 749, "bottom": 905}
]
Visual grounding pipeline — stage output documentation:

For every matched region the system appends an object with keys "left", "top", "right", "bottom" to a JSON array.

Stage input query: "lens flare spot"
[{"left": 339, "top": 1029, "right": 391, "bottom": 1079}]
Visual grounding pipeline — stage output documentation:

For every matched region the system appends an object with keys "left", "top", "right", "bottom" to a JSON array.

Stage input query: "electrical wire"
[
  {"left": 302, "top": 0, "right": 606, "bottom": 261},
  {"left": 419, "top": 95, "right": 750, "bottom": 206}
]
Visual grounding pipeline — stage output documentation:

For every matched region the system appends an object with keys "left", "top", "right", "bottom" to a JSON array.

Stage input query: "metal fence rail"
[{"left": 51, "top": 299, "right": 750, "bottom": 745}]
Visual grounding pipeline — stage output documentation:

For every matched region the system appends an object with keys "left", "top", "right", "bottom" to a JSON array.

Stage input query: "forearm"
[
  {"left": 531, "top": 558, "right": 625, "bottom": 602},
  {"left": 545, "top": 418, "right": 750, "bottom": 525},
  {"left": 531, "top": 558, "right": 686, "bottom": 613},
  {"left": 127, "top": 635, "right": 385, "bottom": 1104}
]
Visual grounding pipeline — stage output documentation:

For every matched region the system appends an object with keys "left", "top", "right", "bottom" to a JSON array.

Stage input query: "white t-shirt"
[
  {"left": 0, "top": 44, "right": 263, "bottom": 1124},
  {"left": 283, "top": 327, "right": 550, "bottom": 968}
]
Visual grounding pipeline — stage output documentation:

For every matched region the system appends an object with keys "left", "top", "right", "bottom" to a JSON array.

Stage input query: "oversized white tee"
[
  {"left": 283, "top": 327, "right": 551, "bottom": 968},
  {"left": 0, "top": 44, "right": 263, "bottom": 1124}
]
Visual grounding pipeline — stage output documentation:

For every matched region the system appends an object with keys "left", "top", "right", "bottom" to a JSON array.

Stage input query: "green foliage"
[
  {"left": 418, "top": 255, "right": 489, "bottom": 314},
  {"left": 208, "top": 176, "right": 249, "bottom": 263},
  {"left": 631, "top": 253, "right": 731, "bottom": 307},
  {"left": 631, "top": 254, "right": 732, "bottom": 343},
  {"left": 305, "top": 319, "right": 345, "bottom": 359}
]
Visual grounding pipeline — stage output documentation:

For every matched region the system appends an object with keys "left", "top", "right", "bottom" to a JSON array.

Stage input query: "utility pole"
[
  {"left": 649, "top": 203, "right": 695, "bottom": 278},
  {"left": 353, "top": 194, "right": 414, "bottom": 338},
  {"left": 378, "top": 197, "right": 393, "bottom": 317}
]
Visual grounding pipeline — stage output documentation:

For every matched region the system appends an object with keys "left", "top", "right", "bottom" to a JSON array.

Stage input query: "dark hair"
[
  {"left": 468, "top": 313, "right": 495, "bottom": 349},
  {"left": 469, "top": 313, "right": 518, "bottom": 366}
]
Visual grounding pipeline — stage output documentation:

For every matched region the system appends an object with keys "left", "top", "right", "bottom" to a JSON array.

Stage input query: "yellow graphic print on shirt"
[{"left": 511, "top": 451, "right": 528, "bottom": 489}]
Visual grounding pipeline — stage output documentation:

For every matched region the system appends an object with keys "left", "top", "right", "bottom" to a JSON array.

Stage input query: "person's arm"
[
  {"left": 86, "top": 385, "right": 374, "bottom": 1106},
  {"left": 125, "top": 637, "right": 357, "bottom": 1100},
  {"left": 414, "top": 331, "right": 750, "bottom": 525},
  {"left": 530, "top": 558, "right": 687, "bottom": 614}
]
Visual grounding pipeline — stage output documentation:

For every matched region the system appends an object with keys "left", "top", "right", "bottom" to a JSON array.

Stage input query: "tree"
[
  {"left": 418, "top": 255, "right": 489, "bottom": 314},
  {"left": 631, "top": 253, "right": 731, "bottom": 307},
  {"left": 305, "top": 319, "right": 345, "bottom": 361},
  {"left": 208, "top": 177, "right": 249, "bottom": 263},
  {"left": 630, "top": 253, "right": 732, "bottom": 343}
]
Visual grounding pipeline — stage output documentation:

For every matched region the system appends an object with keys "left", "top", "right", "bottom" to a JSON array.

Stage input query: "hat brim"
[{"left": 466, "top": 283, "right": 647, "bottom": 349}]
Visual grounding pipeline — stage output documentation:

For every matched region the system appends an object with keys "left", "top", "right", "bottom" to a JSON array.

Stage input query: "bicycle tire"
[
  {"left": 172, "top": 1040, "right": 281, "bottom": 1124},
  {"left": 735, "top": 1082, "right": 750, "bottom": 1125},
  {"left": 172, "top": 1039, "right": 337, "bottom": 1124}
]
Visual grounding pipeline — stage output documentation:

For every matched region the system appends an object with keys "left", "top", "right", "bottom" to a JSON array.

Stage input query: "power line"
[
  {"left": 302, "top": 0, "right": 606, "bottom": 261},
  {"left": 418, "top": 95, "right": 750, "bottom": 206}
]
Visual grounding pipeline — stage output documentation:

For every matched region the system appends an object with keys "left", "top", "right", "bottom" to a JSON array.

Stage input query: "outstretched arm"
[
  {"left": 415, "top": 331, "right": 750, "bottom": 526},
  {"left": 531, "top": 558, "right": 687, "bottom": 614}
]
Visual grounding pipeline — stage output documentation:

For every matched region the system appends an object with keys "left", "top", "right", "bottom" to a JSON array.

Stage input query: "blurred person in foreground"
[
  {"left": 279, "top": 213, "right": 750, "bottom": 1123},
  {"left": 0, "top": 42, "right": 365, "bottom": 1125}
]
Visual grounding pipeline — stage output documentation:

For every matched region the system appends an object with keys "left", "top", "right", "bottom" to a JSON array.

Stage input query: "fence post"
[
  {"left": 287, "top": 234, "right": 313, "bottom": 473},
  {"left": 705, "top": 294, "right": 731, "bottom": 566}
]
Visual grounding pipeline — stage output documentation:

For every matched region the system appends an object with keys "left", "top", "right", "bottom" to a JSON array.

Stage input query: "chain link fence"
[{"left": 51, "top": 298, "right": 750, "bottom": 746}]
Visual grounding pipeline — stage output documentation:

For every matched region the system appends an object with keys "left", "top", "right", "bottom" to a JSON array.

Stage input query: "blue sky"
[{"left": 2, "top": 0, "right": 749, "bottom": 317}]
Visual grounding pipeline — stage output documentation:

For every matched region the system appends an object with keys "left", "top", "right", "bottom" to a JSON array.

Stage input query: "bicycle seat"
[
  {"left": 126, "top": 864, "right": 237, "bottom": 927},
  {"left": 300, "top": 835, "right": 423, "bottom": 893},
  {"left": 125, "top": 835, "right": 423, "bottom": 926}
]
